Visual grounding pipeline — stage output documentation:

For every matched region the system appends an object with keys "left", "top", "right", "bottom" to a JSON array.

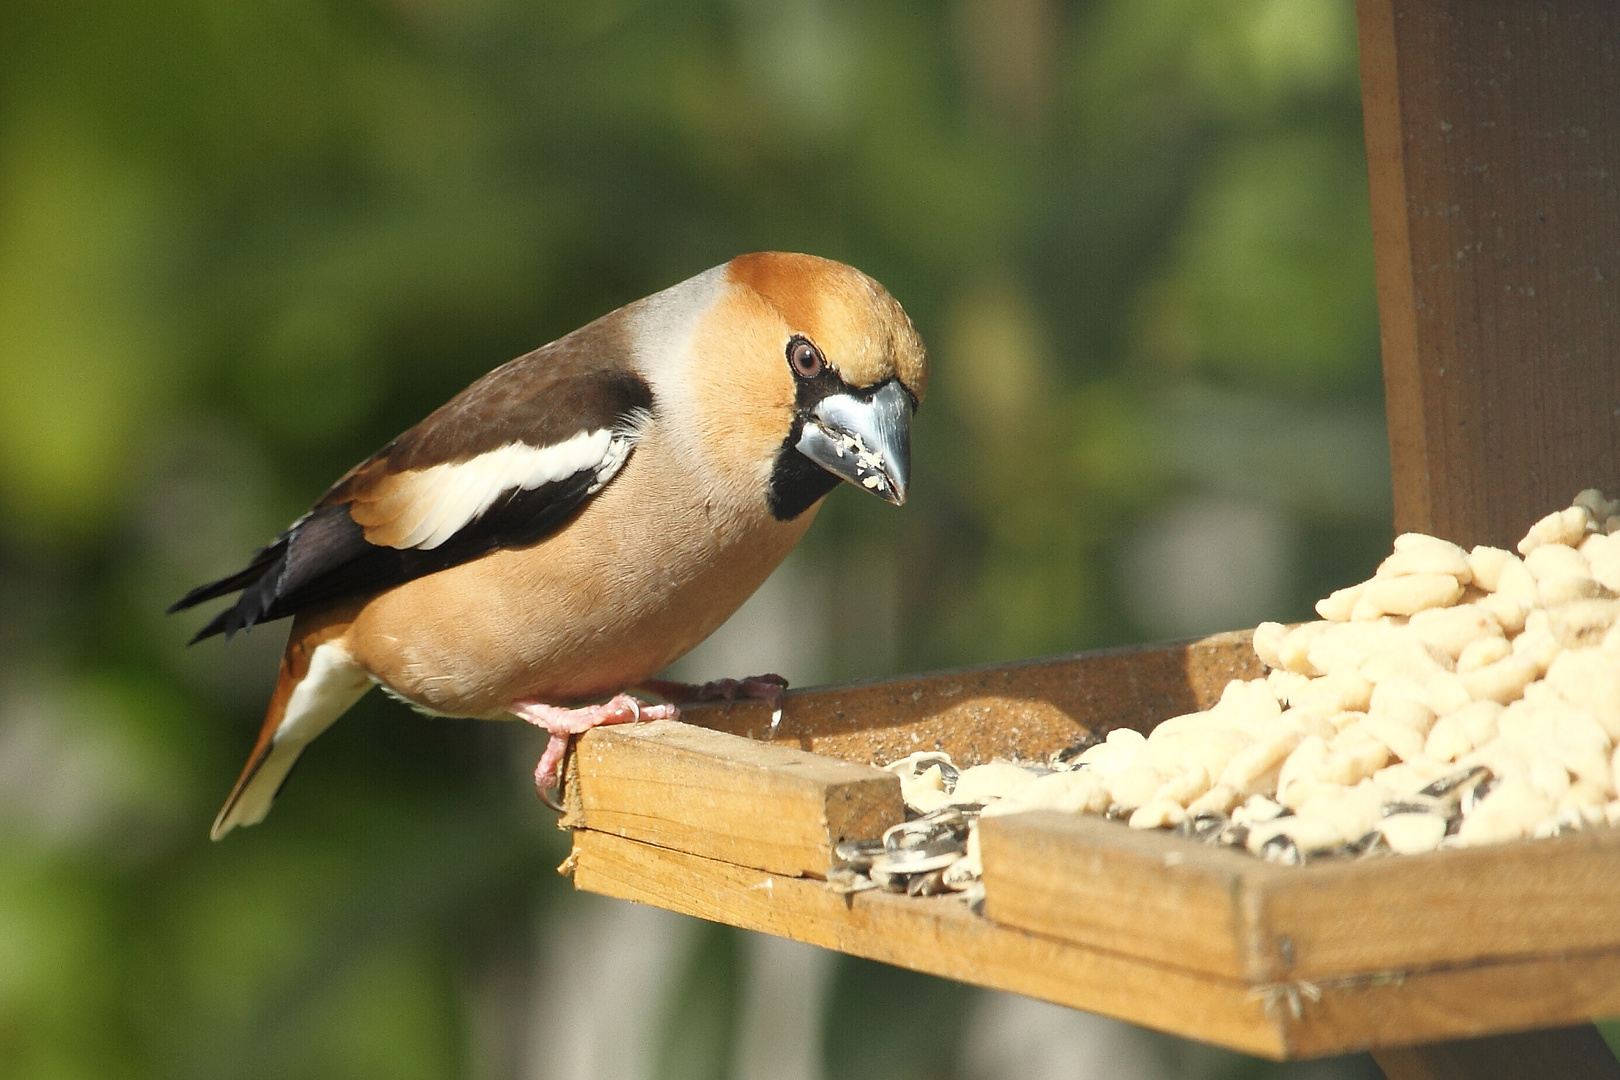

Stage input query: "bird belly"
[{"left": 343, "top": 454, "right": 819, "bottom": 718}]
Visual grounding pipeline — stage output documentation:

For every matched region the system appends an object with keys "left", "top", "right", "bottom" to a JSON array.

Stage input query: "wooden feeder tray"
[{"left": 560, "top": 631, "right": 1620, "bottom": 1062}]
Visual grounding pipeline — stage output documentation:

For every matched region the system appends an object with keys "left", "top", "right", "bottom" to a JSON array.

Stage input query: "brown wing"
[{"left": 171, "top": 316, "right": 654, "bottom": 641}]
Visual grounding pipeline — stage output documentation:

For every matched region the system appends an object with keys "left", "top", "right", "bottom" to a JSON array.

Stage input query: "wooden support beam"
[
  {"left": 1359, "top": 0, "right": 1620, "bottom": 549},
  {"left": 1358, "top": 1, "right": 1620, "bottom": 1075}
]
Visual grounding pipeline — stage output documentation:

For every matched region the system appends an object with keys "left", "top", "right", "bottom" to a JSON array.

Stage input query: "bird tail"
[
  {"left": 211, "top": 614, "right": 373, "bottom": 840},
  {"left": 167, "top": 536, "right": 293, "bottom": 644}
]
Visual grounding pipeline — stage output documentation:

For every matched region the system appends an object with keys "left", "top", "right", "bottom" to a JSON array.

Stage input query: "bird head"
[{"left": 679, "top": 252, "right": 927, "bottom": 521}]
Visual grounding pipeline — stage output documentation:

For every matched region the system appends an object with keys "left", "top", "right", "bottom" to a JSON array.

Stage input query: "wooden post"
[
  {"left": 1358, "top": 1, "right": 1620, "bottom": 1076},
  {"left": 1358, "top": 0, "right": 1620, "bottom": 550}
]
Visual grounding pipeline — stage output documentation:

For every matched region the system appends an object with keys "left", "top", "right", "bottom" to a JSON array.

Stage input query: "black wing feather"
[{"left": 174, "top": 461, "right": 608, "bottom": 643}]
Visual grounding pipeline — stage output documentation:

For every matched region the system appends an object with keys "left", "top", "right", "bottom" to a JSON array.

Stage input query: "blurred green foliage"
[{"left": 0, "top": 0, "right": 1393, "bottom": 1077}]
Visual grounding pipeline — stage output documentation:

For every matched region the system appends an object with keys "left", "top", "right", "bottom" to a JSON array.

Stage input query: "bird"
[{"left": 171, "top": 252, "right": 928, "bottom": 839}]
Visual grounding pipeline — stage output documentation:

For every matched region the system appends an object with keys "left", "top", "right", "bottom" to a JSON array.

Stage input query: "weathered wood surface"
[
  {"left": 673, "top": 629, "right": 1261, "bottom": 767},
  {"left": 557, "top": 631, "right": 1259, "bottom": 880},
  {"left": 559, "top": 720, "right": 903, "bottom": 879},
  {"left": 557, "top": 631, "right": 1257, "bottom": 880},
  {"left": 1358, "top": 0, "right": 1620, "bottom": 549},
  {"left": 570, "top": 828, "right": 1620, "bottom": 1061},
  {"left": 979, "top": 810, "right": 1620, "bottom": 984}
]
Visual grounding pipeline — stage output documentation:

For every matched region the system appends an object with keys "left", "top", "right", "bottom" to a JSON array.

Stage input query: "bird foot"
[
  {"left": 509, "top": 693, "right": 680, "bottom": 810},
  {"left": 635, "top": 673, "right": 790, "bottom": 736}
]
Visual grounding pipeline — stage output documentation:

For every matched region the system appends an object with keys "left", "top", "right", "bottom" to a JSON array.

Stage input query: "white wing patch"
[{"left": 356, "top": 423, "right": 644, "bottom": 551}]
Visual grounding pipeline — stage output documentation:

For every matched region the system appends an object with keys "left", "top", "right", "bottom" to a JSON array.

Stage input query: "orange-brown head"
[
  {"left": 660, "top": 252, "right": 927, "bottom": 520},
  {"left": 725, "top": 252, "right": 928, "bottom": 400}
]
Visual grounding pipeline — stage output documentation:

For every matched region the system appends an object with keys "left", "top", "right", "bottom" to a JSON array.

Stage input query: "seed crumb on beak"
[{"left": 836, "top": 432, "right": 890, "bottom": 488}]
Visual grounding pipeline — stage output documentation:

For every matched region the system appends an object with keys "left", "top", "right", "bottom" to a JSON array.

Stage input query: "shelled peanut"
[{"left": 843, "top": 490, "right": 1620, "bottom": 889}]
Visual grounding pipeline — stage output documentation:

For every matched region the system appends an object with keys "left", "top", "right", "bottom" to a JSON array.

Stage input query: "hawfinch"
[{"left": 173, "top": 252, "right": 927, "bottom": 839}]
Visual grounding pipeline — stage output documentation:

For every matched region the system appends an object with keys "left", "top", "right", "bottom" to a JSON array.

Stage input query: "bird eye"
[{"left": 787, "top": 337, "right": 823, "bottom": 379}]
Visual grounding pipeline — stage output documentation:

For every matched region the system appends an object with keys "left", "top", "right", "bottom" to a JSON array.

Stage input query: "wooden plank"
[
  {"left": 1254, "top": 826, "right": 1620, "bottom": 984},
  {"left": 1296, "top": 954, "right": 1620, "bottom": 1061},
  {"left": 559, "top": 720, "right": 903, "bottom": 879},
  {"left": 978, "top": 811, "right": 1268, "bottom": 981},
  {"left": 1357, "top": 0, "right": 1620, "bottom": 548},
  {"left": 1372, "top": 1025, "right": 1620, "bottom": 1080},
  {"left": 568, "top": 828, "right": 1289, "bottom": 1059},
  {"left": 569, "top": 828, "right": 1620, "bottom": 1060},
  {"left": 677, "top": 629, "right": 1261, "bottom": 767},
  {"left": 979, "top": 811, "right": 1620, "bottom": 984}
]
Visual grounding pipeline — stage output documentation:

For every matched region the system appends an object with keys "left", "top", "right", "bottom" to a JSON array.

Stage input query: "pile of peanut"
[{"left": 876, "top": 491, "right": 1620, "bottom": 876}]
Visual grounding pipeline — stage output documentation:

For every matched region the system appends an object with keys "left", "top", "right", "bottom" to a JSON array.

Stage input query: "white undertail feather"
[{"left": 211, "top": 642, "right": 374, "bottom": 839}]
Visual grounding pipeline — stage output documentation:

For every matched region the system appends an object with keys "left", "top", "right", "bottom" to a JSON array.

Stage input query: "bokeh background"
[{"left": 0, "top": 0, "right": 1401, "bottom": 1077}]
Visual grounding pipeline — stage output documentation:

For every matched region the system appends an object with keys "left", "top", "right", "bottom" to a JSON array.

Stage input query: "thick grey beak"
[{"left": 794, "top": 380, "right": 913, "bottom": 505}]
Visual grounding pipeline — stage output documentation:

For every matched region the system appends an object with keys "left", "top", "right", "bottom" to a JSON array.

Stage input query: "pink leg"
[
  {"left": 636, "top": 673, "right": 789, "bottom": 735},
  {"left": 509, "top": 693, "right": 680, "bottom": 810}
]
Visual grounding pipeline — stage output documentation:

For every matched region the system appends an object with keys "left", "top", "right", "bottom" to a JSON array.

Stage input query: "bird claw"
[
  {"left": 637, "top": 673, "right": 789, "bottom": 737},
  {"left": 699, "top": 673, "right": 790, "bottom": 703},
  {"left": 510, "top": 693, "right": 679, "bottom": 809},
  {"left": 738, "top": 676, "right": 789, "bottom": 737}
]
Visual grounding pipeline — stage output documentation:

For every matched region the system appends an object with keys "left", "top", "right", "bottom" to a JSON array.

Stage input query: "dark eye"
[{"left": 787, "top": 337, "right": 823, "bottom": 379}]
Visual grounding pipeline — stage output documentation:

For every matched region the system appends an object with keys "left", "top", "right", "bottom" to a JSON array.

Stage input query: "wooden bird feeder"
[{"left": 562, "top": 3, "right": 1620, "bottom": 1077}]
